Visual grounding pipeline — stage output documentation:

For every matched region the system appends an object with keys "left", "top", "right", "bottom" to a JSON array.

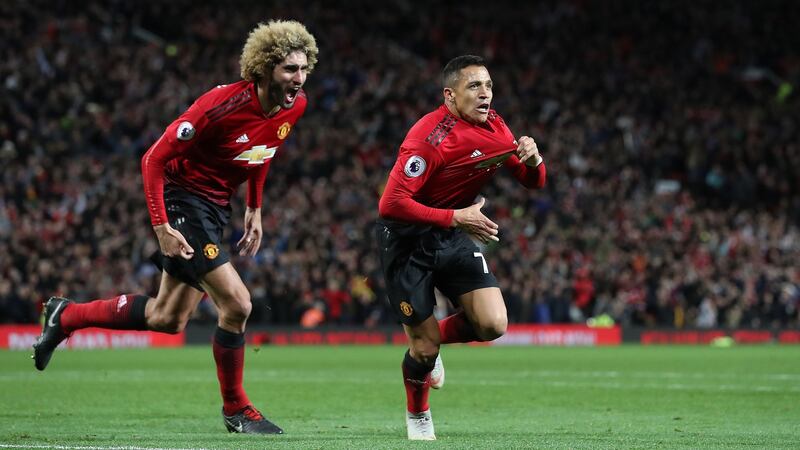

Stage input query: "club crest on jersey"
[
  {"left": 277, "top": 122, "right": 292, "bottom": 140},
  {"left": 404, "top": 156, "right": 426, "bottom": 178},
  {"left": 177, "top": 121, "right": 195, "bottom": 141},
  {"left": 399, "top": 301, "right": 414, "bottom": 316},
  {"left": 234, "top": 145, "right": 277, "bottom": 165},
  {"left": 203, "top": 243, "right": 219, "bottom": 260}
]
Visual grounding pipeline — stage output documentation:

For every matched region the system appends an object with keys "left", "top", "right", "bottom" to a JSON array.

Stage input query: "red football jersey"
[
  {"left": 379, "top": 104, "right": 546, "bottom": 228},
  {"left": 142, "top": 80, "right": 307, "bottom": 226}
]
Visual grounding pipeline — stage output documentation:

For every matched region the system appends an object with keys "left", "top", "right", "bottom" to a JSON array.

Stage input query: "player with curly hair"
[{"left": 33, "top": 20, "right": 318, "bottom": 434}]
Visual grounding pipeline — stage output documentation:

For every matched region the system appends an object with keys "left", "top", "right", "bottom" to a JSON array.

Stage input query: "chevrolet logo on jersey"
[
  {"left": 233, "top": 145, "right": 277, "bottom": 164},
  {"left": 474, "top": 152, "right": 513, "bottom": 169}
]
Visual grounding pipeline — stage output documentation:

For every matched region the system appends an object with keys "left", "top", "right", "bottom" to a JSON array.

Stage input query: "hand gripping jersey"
[
  {"left": 142, "top": 80, "right": 307, "bottom": 226},
  {"left": 379, "top": 105, "right": 546, "bottom": 228}
]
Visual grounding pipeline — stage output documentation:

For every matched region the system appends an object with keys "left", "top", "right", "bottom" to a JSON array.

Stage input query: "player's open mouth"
[
  {"left": 285, "top": 87, "right": 300, "bottom": 104},
  {"left": 476, "top": 103, "right": 490, "bottom": 113}
]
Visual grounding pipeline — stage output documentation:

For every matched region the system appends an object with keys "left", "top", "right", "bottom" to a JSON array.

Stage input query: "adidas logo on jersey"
[
  {"left": 470, "top": 149, "right": 484, "bottom": 158},
  {"left": 236, "top": 134, "right": 250, "bottom": 143}
]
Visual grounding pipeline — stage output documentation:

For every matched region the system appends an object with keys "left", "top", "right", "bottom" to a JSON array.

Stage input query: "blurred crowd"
[{"left": 1, "top": 0, "right": 798, "bottom": 329}]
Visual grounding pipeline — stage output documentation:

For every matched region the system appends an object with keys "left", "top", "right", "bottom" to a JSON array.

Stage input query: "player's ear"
[{"left": 443, "top": 87, "right": 454, "bottom": 104}]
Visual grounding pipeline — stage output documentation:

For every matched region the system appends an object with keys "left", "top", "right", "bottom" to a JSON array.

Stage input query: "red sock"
[
  {"left": 402, "top": 351, "right": 433, "bottom": 413},
  {"left": 60, "top": 294, "right": 150, "bottom": 334},
  {"left": 438, "top": 310, "right": 478, "bottom": 344},
  {"left": 213, "top": 327, "right": 251, "bottom": 415}
]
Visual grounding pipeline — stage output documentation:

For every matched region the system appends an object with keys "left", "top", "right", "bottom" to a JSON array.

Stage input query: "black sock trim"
[
  {"left": 403, "top": 350, "right": 435, "bottom": 378},
  {"left": 214, "top": 327, "right": 245, "bottom": 348},
  {"left": 131, "top": 295, "right": 149, "bottom": 329}
]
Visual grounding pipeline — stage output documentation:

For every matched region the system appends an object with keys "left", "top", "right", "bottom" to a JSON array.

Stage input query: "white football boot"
[
  {"left": 430, "top": 354, "right": 445, "bottom": 389},
  {"left": 406, "top": 409, "right": 436, "bottom": 440}
]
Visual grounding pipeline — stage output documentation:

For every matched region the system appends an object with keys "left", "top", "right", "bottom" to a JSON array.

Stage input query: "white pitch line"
[{"left": 0, "top": 445, "right": 209, "bottom": 450}]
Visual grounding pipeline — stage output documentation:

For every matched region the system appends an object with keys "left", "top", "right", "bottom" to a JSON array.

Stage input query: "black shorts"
[
  {"left": 150, "top": 186, "right": 231, "bottom": 291},
  {"left": 376, "top": 219, "right": 499, "bottom": 326}
]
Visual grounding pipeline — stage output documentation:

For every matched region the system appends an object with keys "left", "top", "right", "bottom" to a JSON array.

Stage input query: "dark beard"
[{"left": 268, "top": 80, "right": 288, "bottom": 108}]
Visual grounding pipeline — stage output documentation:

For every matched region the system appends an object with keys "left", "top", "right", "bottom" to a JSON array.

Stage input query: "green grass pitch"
[{"left": 1, "top": 345, "right": 799, "bottom": 449}]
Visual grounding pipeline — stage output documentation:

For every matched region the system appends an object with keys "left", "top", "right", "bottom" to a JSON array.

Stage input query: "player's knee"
[
  {"left": 230, "top": 300, "right": 252, "bottom": 323},
  {"left": 476, "top": 316, "right": 507, "bottom": 341},
  {"left": 148, "top": 314, "right": 187, "bottom": 334},
  {"left": 410, "top": 342, "right": 440, "bottom": 366},
  {"left": 218, "top": 291, "right": 252, "bottom": 324}
]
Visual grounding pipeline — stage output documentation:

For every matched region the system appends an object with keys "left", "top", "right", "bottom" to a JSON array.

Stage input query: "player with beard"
[
  {"left": 32, "top": 20, "right": 318, "bottom": 434},
  {"left": 377, "top": 55, "right": 547, "bottom": 440}
]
